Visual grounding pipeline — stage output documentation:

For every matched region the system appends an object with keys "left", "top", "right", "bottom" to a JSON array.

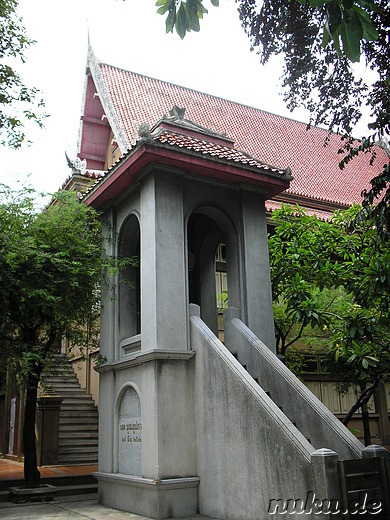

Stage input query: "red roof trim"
[{"left": 85, "top": 139, "right": 291, "bottom": 210}]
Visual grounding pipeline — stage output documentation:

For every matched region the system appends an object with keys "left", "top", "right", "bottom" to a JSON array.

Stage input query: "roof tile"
[{"left": 99, "top": 63, "right": 388, "bottom": 207}]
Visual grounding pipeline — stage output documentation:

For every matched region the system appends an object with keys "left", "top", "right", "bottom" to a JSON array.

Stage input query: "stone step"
[
  {"left": 50, "top": 390, "right": 88, "bottom": 397},
  {"left": 0, "top": 474, "right": 98, "bottom": 500},
  {"left": 59, "top": 438, "right": 98, "bottom": 447},
  {"left": 60, "top": 396, "right": 95, "bottom": 404},
  {"left": 42, "top": 353, "right": 99, "bottom": 465},
  {"left": 55, "top": 483, "right": 98, "bottom": 497},
  {"left": 58, "top": 453, "right": 98, "bottom": 463},
  {"left": 60, "top": 423, "right": 98, "bottom": 431},
  {"left": 59, "top": 431, "right": 98, "bottom": 439},
  {"left": 61, "top": 399, "right": 97, "bottom": 413},
  {"left": 60, "top": 414, "right": 98, "bottom": 424},
  {"left": 48, "top": 384, "right": 84, "bottom": 391},
  {"left": 45, "top": 366, "right": 75, "bottom": 374},
  {"left": 60, "top": 407, "right": 98, "bottom": 415},
  {"left": 58, "top": 442, "right": 98, "bottom": 456},
  {"left": 44, "top": 376, "right": 80, "bottom": 384}
]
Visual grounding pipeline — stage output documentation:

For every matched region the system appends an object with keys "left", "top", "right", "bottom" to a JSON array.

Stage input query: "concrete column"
[
  {"left": 101, "top": 207, "right": 117, "bottom": 363},
  {"left": 98, "top": 371, "right": 115, "bottom": 473},
  {"left": 141, "top": 172, "right": 187, "bottom": 351},
  {"left": 362, "top": 444, "right": 390, "bottom": 458},
  {"left": 240, "top": 190, "right": 276, "bottom": 351},
  {"left": 36, "top": 393, "right": 63, "bottom": 466},
  {"left": 199, "top": 229, "right": 222, "bottom": 335},
  {"left": 310, "top": 448, "right": 342, "bottom": 519}
]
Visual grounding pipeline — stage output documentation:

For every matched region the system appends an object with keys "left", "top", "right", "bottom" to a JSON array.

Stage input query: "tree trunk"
[
  {"left": 23, "top": 367, "right": 41, "bottom": 487},
  {"left": 360, "top": 383, "right": 371, "bottom": 446},
  {"left": 342, "top": 379, "right": 379, "bottom": 428}
]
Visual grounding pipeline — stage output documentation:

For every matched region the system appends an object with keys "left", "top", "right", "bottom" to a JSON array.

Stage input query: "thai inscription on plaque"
[{"left": 118, "top": 387, "right": 142, "bottom": 475}]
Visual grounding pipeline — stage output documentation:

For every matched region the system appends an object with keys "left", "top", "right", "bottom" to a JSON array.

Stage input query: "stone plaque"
[{"left": 118, "top": 387, "right": 142, "bottom": 475}]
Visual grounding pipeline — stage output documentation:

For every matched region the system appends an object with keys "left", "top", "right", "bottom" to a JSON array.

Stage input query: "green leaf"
[
  {"left": 309, "top": 0, "right": 332, "bottom": 6},
  {"left": 340, "top": 17, "right": 362, "bottom": 62},
  {"left": 322, "top": 26, "right": 331, "bottom": 47},
  {"left": 327, "top": 1, "right": 342, "bottom": 35},
  {"left": 352, "top": 5, "right": 379, "bottom": 41},
  {"left": 157, "top": 3, "right": 171, "bottom": 15},
  {"left": 187, "top": 0, "right": 201, "bottom": 31},
  {"left": 176, "top": 3, "right": 188, "bottom": 39},
  {"left": 194, "top": 0, "right": 208, "bottom": 15},
  {"left": 210, "top": 0, "right": 219, "bottom": 6},
  {"left": 165, "top": 6, "right": 176, "bottom": 33},
  {"left": 343, "top": 0, "right": 354, "bottom": 8},
  {"left": 356, "top": 0, "right": 380, "bottom": 12}
]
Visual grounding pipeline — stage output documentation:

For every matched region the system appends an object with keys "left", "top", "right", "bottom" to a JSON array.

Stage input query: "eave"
[{"left": 84, "top": 138, "right": 291, "bottom": 210}]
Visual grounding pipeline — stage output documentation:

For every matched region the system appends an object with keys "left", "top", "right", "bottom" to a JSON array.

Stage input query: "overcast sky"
[{"left": 1, "top": 0, "right": 367, "bottom": 196}]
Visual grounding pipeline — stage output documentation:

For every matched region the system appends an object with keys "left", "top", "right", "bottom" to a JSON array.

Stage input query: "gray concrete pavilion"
[{"left": 84, "top": 111, "right": 386, "bottom": 520}]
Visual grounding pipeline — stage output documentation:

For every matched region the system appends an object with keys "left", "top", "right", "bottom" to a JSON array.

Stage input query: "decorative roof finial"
[
  {"left": 138, "top": 123, "right": 151, "bottom": 139},
  {"left": 65, "top": 152, "right": 87, "bottom": 174},
  {"left": 168, "top": 106, "right": 186, "bottom": 119}
]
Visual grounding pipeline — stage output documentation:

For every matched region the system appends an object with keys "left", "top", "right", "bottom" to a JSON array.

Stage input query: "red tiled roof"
[
  {"left": 98, "top": 63, "right": 388, "bottom": 208},
  {"left": 265, "top": 200, "right": 333, "bottom": 221},
  {"left": 154, "top": 130, "right": 287, "bottom": 175}
]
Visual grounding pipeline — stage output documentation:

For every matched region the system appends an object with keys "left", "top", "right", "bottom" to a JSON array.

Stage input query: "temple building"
[{"left": 1, "top": 43, "right": 389, "bottom": 518}]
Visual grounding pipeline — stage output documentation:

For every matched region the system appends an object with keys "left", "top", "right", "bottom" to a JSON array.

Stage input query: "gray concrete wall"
[
  {"left": 190, "top": 306, "right": 318, "bottom": 520},
  {"left": 96, "top": 351, "right": 198, "bottom": 518},
  {"left": 224, "top": 308, "right": 363, "bottom": 461}
]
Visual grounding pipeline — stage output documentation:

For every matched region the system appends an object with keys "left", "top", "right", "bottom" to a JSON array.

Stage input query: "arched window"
[{"left": 118, "top": 215, "right": 141, "bottom": 353}]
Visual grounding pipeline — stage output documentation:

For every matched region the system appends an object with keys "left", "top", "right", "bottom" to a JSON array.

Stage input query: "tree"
[
  {"left": 268, "top": 204, "right": 390, "bottom": 444},
  {"left": 0, "top": 0, "right": 46, "bottom": 148},
  {"left": 0, "top": 186, "right": 108, "bottom": 487},
  {"left": 156, "top": 0, "right": 220, "bottom": 38},
  {"left": 158, "top": 0, "right": 390, "bottom": 240}
]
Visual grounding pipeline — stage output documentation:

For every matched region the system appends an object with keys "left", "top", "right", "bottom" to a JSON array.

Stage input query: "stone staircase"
[
  {"left": 231, "top": 351, "right": 314, "bottom": 444},
  {"left": 41, "top": 354, "right": 98, "bottom": 465}
]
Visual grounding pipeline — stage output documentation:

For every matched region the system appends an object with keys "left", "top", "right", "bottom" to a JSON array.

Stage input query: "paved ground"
[
  {"left": 0, "top": 459, "right": 215, "bottom": 519},
  {"left": 0, "top": 458, "right": 98, "bottom": 480},
  {"left": 0, "top": 498, "right": 213, "bottom": 520}
]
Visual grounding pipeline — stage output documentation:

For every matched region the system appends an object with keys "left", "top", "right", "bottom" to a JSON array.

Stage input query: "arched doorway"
[{"left": 187, "top": 206, "right": 240, "bottom": 338}]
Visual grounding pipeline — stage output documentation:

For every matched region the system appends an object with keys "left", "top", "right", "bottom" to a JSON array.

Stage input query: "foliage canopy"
[
  {"left": 0, "top": 186, "right": 105, "bottom": 486},
  {"left": 269, "top": 204, "right": 390, "bottom": 440},
  {"left": 0, "top": 0, "right": 46, "bottom": 148}
]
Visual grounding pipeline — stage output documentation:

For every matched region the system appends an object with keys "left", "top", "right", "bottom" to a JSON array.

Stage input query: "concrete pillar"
[
  {"left": 199, "top": 229, "right": 222, "bottom": 335},
  {"left": 240, "top": 190, "right": 275, "bottom": 351},
  {"left": 310, "top": 448, "right": 342, "bottom": 519},
  {"left": 101, "top": 207, "right": 117, "bottom": 363},
  {"left": 140, "top": 172, "right": 187, "bottom": 351},
  {"left": 36, "top": 393, "right": 63, "bottom": 466}
]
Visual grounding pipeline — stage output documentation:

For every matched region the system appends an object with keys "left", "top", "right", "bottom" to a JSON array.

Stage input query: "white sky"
[{"left": 0, "top": 0, "right": 369, "bottom": 195}]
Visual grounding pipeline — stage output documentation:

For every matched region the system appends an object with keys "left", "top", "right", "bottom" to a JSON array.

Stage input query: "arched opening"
[
  {"left": 117, "top": 385, "right": 142, "bottom": 476},
  {"left": 118, "top": 215, "right": 141, "bottom": 349},
  {"left": 187, "top": 207, "right": 240, "bottom": 339}
]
